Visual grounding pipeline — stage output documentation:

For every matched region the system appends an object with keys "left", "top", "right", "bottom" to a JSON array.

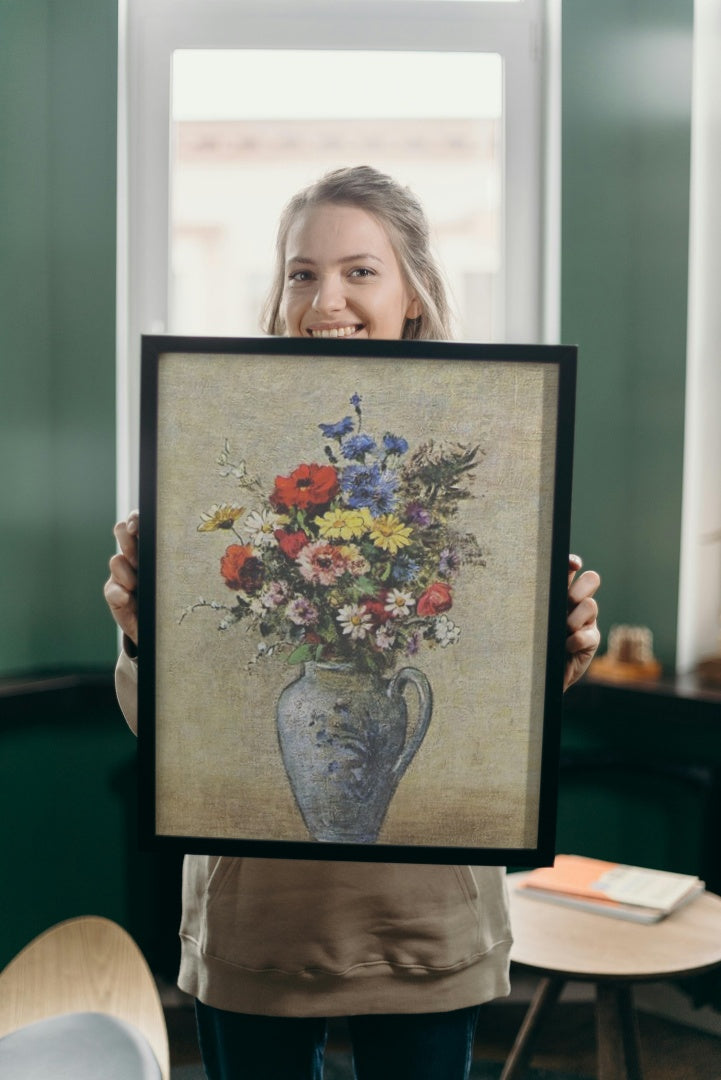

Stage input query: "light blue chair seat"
[{"left": 0, "top": 1011, "right": 162, "bottom": 1079}]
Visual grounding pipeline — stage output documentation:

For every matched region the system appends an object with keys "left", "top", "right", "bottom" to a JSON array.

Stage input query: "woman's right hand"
[{"left": 104, "top": 509, "right": 139, "bottom": 646}]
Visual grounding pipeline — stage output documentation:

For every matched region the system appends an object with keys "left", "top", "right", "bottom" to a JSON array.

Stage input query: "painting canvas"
[{"left": 138, "top": 336, "right": 576, "bottom": 865}]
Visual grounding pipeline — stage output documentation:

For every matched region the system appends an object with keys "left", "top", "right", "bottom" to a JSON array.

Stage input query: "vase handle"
[{"left": 387, "top": 667, "right": 433, "bottom": 776}]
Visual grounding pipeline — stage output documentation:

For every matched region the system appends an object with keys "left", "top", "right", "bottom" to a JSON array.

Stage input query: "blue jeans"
[{"left": 195, "top": 1000, "right": 481, "bottom": 1080}]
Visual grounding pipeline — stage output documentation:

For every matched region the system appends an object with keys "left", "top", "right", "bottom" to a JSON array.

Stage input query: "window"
[
  {"left": 118, "top": 0, "right": 557, "bottom": 510},
  {"left": 170, "top": 49, "right": 503, "bottom": 341}
]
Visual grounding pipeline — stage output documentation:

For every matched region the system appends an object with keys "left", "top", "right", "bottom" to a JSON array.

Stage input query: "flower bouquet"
[{"left": 182, "top": 393, "right": 484, "bottom": 675}]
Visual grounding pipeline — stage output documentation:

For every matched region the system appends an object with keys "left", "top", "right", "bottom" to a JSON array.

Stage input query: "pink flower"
[
  {"left": 417, "top": 582, "right": 453, "bottom": 617},
  {"left": 297, "top": 541, "right": 348, "bottom": 586},
  {"left": 286, "top": 596, "right": 319, "bottom": 626},
  {"left": 261, "top": 581, "right": 289, "bottom": 609}
]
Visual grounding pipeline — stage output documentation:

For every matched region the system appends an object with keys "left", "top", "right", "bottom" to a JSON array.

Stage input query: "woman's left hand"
[{"left": 564, "top": 554, "right": 601, "bottom": 691}]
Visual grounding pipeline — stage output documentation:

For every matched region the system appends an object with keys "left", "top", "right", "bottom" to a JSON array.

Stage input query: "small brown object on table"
[{"left": 502, "top": 872, "right": 721, "bottom": 1080}]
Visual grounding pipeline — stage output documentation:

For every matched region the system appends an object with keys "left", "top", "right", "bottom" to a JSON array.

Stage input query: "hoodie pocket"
[{"left": 182, "top": 856, "right": 509, "bottom": 976}]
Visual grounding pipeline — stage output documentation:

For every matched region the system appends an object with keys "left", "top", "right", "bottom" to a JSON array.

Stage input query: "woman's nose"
[{"left": 312, "top": 274, "right": 345, "bottom": 314}]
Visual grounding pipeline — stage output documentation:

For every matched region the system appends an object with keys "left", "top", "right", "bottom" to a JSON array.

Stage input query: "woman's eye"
[
  {"left": 349, "top": 267, "right": 375, "bottom": 279},
  {"left": 287, "top": 268, "right": 315, "bottom": 285}
]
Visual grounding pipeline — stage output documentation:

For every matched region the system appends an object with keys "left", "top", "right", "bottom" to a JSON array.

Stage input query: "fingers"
[
  {"left": 564, "top": 557, "right": 601, "bottom": 690},
  {"left": 108, "top": 549, "right": 137, "bottom": 588},
  {"left": 103, "top": 576, "right": 139, "bottom": 644},
  {"left": 113, "top": 510, "right": 139, "bottom": 568},
  {"left": 568, "top": 567, "right": 601, "bottom": 610},
  {"left": 105, "top": 511, "right": 140, "bottom": 645},
  {"left": 566, "top": 622, "right": 601, "bottom": 658},
  {"left": 566, "top": 591, "right": 599, "bottom": 636},
  {"left": 567, "top": 553, "right": 583, "bottom": 589}
]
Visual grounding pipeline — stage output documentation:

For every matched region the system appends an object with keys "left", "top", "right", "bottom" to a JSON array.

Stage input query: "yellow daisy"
[
  {"left": 314, "top": 507, "right": 368, "bottom": 541},
  {"left": 369, "top": 514, "right": 413, "bottom": 555},
  {"left": 197, "top": 504, "right": 244, "bottom": 532}
]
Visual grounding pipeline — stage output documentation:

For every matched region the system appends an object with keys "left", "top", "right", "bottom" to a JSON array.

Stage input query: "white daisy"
[
  {"left": 244, "top": 508, "right": 287, "bottom": 546},
  {"left": 384, "top": 589, "right": 415, "bottom": 618},
  {"left": 336, "top": 603, "right": 374, "bottom": 640}
]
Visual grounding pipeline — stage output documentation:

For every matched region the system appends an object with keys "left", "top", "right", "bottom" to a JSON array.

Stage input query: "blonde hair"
[{"left": 262, "top": 165, "right": 453, "bottom": 341}]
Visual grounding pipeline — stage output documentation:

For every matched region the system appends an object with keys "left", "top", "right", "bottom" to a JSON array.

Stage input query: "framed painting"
[{"left": 137, "top": 336, "right": 576, "bottom": 865}]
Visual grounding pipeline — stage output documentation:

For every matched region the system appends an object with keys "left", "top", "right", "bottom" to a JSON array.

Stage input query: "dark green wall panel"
[
  {"left": 0, "top": 682, "right": 183, "bottom": 975},
  {"left": 562, "top": 0, "right": 693, "bottom": 669},
  {"left": 1, "top": 3, "right": 54, "bottom": 669},
  {"left": 0, "top": 0, "right": 118, "bottom": 674}
]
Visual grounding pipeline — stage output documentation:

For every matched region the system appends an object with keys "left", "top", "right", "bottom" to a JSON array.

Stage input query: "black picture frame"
[{"left": 138, "top": 335, "right": 576, "bottom": 865}]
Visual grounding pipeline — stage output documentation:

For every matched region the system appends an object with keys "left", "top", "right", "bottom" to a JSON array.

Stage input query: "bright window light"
[{"left": 170, "top": 50, "right": 503, "bottom": 341}]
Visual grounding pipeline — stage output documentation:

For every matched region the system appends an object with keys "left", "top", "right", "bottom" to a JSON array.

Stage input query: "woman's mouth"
[{"left": 307, "top": 324, "right": 364, "bottom": 339}]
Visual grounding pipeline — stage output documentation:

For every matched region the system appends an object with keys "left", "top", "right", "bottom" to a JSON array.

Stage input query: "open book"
[{"left": 515, "top": 854, "right": 705, "bottom": 923}]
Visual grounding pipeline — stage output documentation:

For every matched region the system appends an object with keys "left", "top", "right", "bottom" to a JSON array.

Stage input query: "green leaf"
[
  {"left": 354, "top": 576, "right": 376, "bottom": 594},
  {"left": 287, "top": 644, "right": 314, "bottom": 664}
]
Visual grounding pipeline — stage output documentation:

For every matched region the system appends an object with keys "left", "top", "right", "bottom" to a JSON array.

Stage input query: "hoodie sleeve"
[{"left": 115, "top": 640, "right": 139, "bottom": 736}]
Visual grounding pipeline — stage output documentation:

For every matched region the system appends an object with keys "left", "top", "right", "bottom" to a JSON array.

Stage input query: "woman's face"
[{"left": 281, "top": 203, "right": 421, "bottom": 340}]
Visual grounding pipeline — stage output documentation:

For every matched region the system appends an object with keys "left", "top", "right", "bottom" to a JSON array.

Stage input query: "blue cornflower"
[
  {"left": 341, "top": 433, "right": 377, "bottom": 460},
  {"left": 383, "top": 433, "right": 409, "bottom": 456},
  {"left": 350, "top": 393, "right": 362, "bottom": 408},
  {"left": 341, "top": 463, "right": 398, "bottom": 514},
  {"left": 319, "top": 416, "right": 354, "bottom": 440},
  {"left": 390, "top": 554, "right": 421, "bottom": 584}
]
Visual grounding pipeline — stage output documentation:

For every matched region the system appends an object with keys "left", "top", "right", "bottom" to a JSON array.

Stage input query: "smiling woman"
[
  {"left": 282, "top": 205, "right": 421, "bottom": 340},
  {"left": 263, "top": 166, "right": 450, "bottom": 341}
]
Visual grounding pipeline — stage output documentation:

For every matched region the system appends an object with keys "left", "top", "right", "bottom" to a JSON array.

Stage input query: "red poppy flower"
[
  {"left": 274, "top": 529, "right": 310, "bottom": 560},
  {"left": 270, "top": 463, "right": 339, "bottom": 511},
  {"left": 220, "top": 544, "right": 264, "bottom": 593},
  {"left": 417, "top": 582, "right": 453, "bottom": 617}
]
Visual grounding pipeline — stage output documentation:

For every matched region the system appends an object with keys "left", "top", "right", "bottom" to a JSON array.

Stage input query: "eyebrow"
[{"left": 286, "top": 253, "right": 385, "bottom": 266}]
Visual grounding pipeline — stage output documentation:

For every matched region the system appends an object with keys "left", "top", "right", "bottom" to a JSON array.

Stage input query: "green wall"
[
  {"left": 0, "top": 0, "right": 118, "bottom": 675},
  {"left": 562, "top": 0, "right": 693, "bottom": 669}
]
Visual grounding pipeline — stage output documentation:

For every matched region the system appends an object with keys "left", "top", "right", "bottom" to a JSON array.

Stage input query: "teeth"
[{"left": 311, "top": 326, "right": 359, "bottom": 338}]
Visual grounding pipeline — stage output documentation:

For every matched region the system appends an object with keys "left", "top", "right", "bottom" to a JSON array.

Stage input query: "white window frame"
[
  {"left": 676, "top": 0, "right": 721, "bottom": 674},
  {"left": 117, "top": 0, "right": 559, "bottom": 512}
]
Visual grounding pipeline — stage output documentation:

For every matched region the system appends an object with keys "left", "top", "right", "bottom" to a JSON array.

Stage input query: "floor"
[{"left": 164, "top": 979, "right": 721, "bottom": 1079}]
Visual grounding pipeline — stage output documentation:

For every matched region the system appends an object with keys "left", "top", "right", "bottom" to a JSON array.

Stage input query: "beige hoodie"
[{"left": 116, "top": 650, "right": 512, "bottom": 1016}]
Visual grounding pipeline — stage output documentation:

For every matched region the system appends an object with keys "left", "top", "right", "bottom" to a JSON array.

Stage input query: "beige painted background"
[{"left": 153, "top": 351, "right": 559, "bottom": 850}]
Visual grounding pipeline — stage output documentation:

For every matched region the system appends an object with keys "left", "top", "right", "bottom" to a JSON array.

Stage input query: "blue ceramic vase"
[{"left": 276, "top": 661, "right": 433, "bottom": 843}]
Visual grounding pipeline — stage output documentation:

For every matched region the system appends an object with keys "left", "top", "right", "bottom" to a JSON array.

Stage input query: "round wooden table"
[{"left": 503, "top": 873, "right": 721, "bottom": 1080}]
